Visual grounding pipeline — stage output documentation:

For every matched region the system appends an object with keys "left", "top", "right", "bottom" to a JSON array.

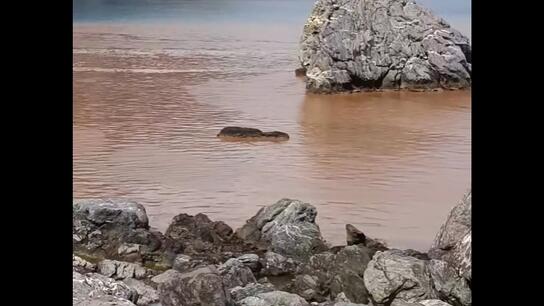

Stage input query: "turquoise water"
[{"left": 74, "top": 0, "right": 471, "bottom": 39}]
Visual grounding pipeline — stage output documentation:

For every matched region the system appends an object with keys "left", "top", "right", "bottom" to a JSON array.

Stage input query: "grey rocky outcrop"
[
  {"left": 428, "top": 191, "right": 471, "bottom": 282},
  {"left": 122, "top": 278, "right": 160, "bottom": 306},
  {"left": 236, "top": 198, "right": 328, "bottom": 260},
  {"left": 427, "top": 260, "right": 471, "bottom": 306},
  {"left": 157, "top": 266, "right": 228, "bottom": 306},
  {"left": 230, "top": 282, "right": 276, "bottom": 303},
  {"left": 73, "top": 199, "right": 168, "bottom": 268},
  {"left": 363, "top": 250, "right": 436, "bottom": 304},
  {"left": 295, "top": 245, "right": 373, "bottom": 303},
  {"left": 218, "top": 258, "right": 257, "bottom": 290},
  {"left": 237, "top": 253, "right": 262, "bottom": 273},
  {"left": 74, "top": 255, "right": 98, "bottom": 272},
  {"left": 238, "top": 291, "right": 310, "bottom": 306},
  {"left": 259, "top": 251, "right": 301, "bottom": 276},
  {"left": 97, "top": 259, "right": 148, "bottom": 280},
  {"left": 299, "top": 0, "right": 471, "bottom": 93},
  {"left": 165, "top": 212, "right": 258, "bottom": 265},
  {"left": 73, "top": 270, "right": 138, "bottom": 306}
]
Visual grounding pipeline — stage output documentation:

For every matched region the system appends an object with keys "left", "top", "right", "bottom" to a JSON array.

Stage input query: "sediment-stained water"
[{"left": 73, "top": 0, "right": 471, "bottom": 250}]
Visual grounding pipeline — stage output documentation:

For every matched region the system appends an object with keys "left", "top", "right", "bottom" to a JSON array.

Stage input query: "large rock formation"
[
  {"left": 299, "top": 0, "right": 471, "bottom": 93},
  {"left": 236, "top": 199, "right": 328, "bottom": 261},
  {"left": 428, "top": 191, "right": 471, "bottom": 282}
]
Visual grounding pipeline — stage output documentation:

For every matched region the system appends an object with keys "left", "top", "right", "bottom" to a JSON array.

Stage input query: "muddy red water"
[{"left": 74, "top": 22, "right": 470, "bottom": 251}]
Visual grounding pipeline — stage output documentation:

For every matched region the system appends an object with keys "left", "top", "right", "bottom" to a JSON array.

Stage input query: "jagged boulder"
[
  {"left": 429, "top": 191, "right": 471, "bottom": 282},
  {"left": 236, "top": 199, "right": 328, "bottom": 260},
  {"left": 299, "top": 0, "right": 471, "bottom": 93}
]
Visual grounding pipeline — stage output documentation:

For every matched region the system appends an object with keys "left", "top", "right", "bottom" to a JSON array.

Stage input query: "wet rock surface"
[
  {"left": 217, "top": 127, "right": 289, "bottom": 141},
  {"left": 73, "top": 192, "right": 470, "bottom": 306}
]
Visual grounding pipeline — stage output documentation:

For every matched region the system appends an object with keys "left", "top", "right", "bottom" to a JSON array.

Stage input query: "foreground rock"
[
  {"left": 363, "top": 250, "right": 436, "bottom": 304},
  {"left": 299, "top": 0, "right": 471, "bottom": 93},
  {"left": 238, "top": 291, "right": 310, "bottom": 306},
  {"left": 73, "top": 193, "right": 470, "bottom": 306},
  {"left": 73, "top": 271, "right": 138, "bottom": 306},
  {"left": 236, "top": 198, "right": 328, "bottom": 261},
  {"left": 157, "top": 266, "right": 229, "bottom": 306},
  {"left": 428, "top": 191, "right": 471, "bottom": 282},
  {"left": 218, "top": 127, "right": 289, "bottom": 141},
  {"left": 165, "top": 212, "right": 259, "bottom": 265},
  {"left": 427, "top": 260, "right": 471, "bottom": 306},
  {"left": 294, "top": 245, "right": 373, "bottom": 303},
  {"left": 73, "top": 199, "right": 168, "bottom": 269},
  {"left": 122, "top": 278, "right": 160, "bottom": 306}
]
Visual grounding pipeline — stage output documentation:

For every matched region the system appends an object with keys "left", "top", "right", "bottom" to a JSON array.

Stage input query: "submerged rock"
[
  {"left": 236, "top": 198, "right": 328, "bottom": 261},
  {"left": 217, "top": 127, "right": 289, "bottom": 141},
  {"left": 299, "top": 0, "right": 471, "bottom": 93}
]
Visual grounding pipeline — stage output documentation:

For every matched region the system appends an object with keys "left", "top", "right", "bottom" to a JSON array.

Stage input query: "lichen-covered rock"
[
  {"left": 122, "top": 278, "right": 160, "bottom": 306},
  {"left": 97, "top": 259, "right": 147, "bottom": 280},
  {"left": 230, "top": 282, "right": 276, "bottom": 303},
  {"left": 238, "top": 291, "right": 310, "bottom": 306},
  {"left": 429, "top": 191, "right": 471, "bottom": 281},
  {"left": 427, "top": 260, "right": 471, "bottom": 306},
  {"left": 236, "top": 199, "right": 328, "bottom": 260},
  {"left": 363, "top": 250, "right": 435, "bottom": 304},
  {"left": 73, "top": 271, "right": 138, "bottom": 305},
  {"left": 158, "top": 265, "right": 228, "bottom": 306},
  {"left": 299, "top": 0, "right": 471, "bottom": 93}
]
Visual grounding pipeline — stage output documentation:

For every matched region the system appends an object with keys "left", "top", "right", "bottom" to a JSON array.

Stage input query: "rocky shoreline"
[{"left": 73, "top": 192, "right": 471, "bottom": 306}]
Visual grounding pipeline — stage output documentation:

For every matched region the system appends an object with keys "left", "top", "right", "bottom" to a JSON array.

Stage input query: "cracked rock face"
[
  {"left": 299, "top": 0, "right": 471, "bottom": 93},
  {"left": 428, "top": 191, "right": 471, "bottom": 282},
  {"left": 236, "top": 199, "right": 328, "bottom": 261},
  {"left": 363, "top": 250, "right": 436, "bottom": 304},
  {"left": 73, "top": 271, "right": 138, "bottom": 306}
]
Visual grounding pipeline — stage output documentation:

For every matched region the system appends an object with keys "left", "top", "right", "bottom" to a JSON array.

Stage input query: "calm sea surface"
[{"left": 74, "top": 0, "right": 471, "bottom": 250}]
